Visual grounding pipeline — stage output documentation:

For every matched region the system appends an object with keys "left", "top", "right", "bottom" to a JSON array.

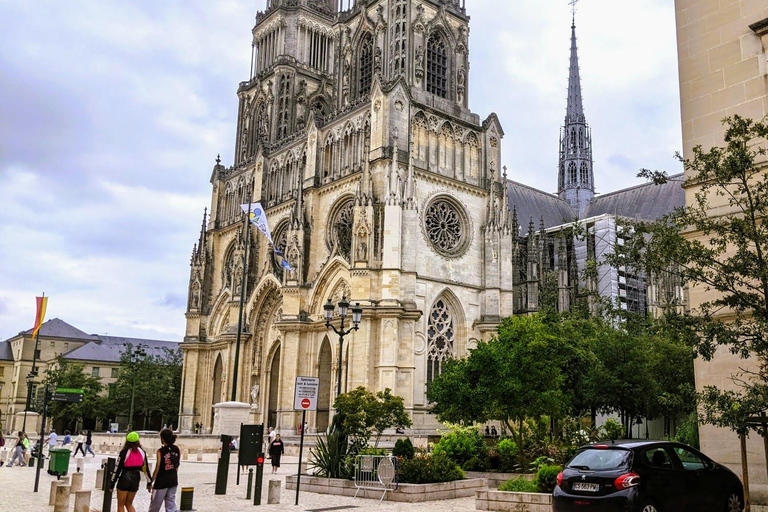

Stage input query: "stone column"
[
  {"left": 53, "top": 485, "right": 70, "bottom": 512},
  {"left": 74, "top": 490, "right": 91, "bottom": 512},
  {"left": 268, "top": 479, "right": 281, "bottom": 504},
  {"left": 95, "top": 468, "right": 104, "bottom": 489},
  {"left": 49, "top": 481, "right": 62, "bottom": 506},
  {"left": 70, "top": 471, "right": 83, "bottom": 493}
]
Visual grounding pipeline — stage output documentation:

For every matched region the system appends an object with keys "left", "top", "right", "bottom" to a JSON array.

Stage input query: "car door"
[
  {"left": 639, "top": 446, "right": 689, "bottom": 511},
  {"left": 670, "top": 444, "right": 721, "bottom": 512}
]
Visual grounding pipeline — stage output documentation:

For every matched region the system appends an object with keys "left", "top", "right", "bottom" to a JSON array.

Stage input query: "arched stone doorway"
[
  {"left": 267, "top": 346, "right": 281, "bottom": 429},
  {"left": 317, "top": 337, "right": 332, "bottom": 431},
  {"left": 211, "top": 354, "right": 223, "bottom": 426}
]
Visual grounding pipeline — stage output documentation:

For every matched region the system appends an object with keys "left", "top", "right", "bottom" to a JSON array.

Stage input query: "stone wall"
[{"left": 476, "top": 490, "right": 552, "bottom": 512}]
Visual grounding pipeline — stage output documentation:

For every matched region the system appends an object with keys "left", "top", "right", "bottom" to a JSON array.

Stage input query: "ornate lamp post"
[
  {"left": 323, "top": 297, "right": 363, "bottom": 398},
  {"left": 124, "top": 344, "right": 147, "bottom": 432}
]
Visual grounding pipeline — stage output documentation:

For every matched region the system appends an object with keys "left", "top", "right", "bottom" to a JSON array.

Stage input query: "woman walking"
[
  {"left": 109, "top": 432, "right": 152, "bottom": 512},
  {"left": 5, "top": 432, "right": 26, "bottom": 467},
  {"left": 268, "top": 433, "right": 284, "bottom": 474},
  {"left": 84, "top": 430, "right": 95, "bottom": 457},
  {"left": 73, "top": 431, "right": 86, "bottom": 457},
  {"left": 148, "top": 428, "right": 181, "bottom": 512}
]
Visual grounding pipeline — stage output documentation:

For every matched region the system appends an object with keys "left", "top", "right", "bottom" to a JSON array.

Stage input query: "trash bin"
[{"left": 48, "top": 448, "right": 71, "bottom": 477}]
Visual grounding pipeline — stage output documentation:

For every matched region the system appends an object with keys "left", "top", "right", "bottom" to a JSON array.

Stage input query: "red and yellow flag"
[{"left": 31, "top": 295, "right": 48, "bottom": 339}]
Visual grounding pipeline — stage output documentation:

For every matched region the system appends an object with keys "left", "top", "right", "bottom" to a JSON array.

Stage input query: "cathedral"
[{"left": 179, "top": 0, "right": 683, "bottom": 434}]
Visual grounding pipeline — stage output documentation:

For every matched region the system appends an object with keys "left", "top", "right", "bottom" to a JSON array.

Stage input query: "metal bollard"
[
  {"left": 101, "top": 457, "right": 116, "bottom": 512},
  {"left": 53, "top": 484, "right": 70, "bottom": 512},
  {"left": 74, "top": 490, "right": 91, "bottom": 512},
  {"left": 49, "top": 481, "right": 62, "bottom": 506},
  {"left": 179, "top": 487, "right": 194, "bottom": 511},
  {"left": 267, "top": 479, "right": 281, "bottom": 504},
  {"left": 71, "top": 471, "right": 83, "bottom": 494},
  {"left": 95, "top": 469, "right": 104, "bottom": 489},
  {"left": 246, "top": 469, "right": 253, "bottom": 500}
]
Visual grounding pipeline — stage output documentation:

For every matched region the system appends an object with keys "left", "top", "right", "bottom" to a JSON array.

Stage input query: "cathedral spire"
[{"left": 558, "top": 14, "right": 594, "bottom": 218}]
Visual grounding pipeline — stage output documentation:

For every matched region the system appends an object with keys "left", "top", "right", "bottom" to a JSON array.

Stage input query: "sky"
[{"left": 0, "top": 0, "right": 682, "bottom": 342}]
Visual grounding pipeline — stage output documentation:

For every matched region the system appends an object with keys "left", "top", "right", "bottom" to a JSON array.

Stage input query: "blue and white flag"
[{"left": 241, "top": 203, "right": 294, "bottom": 272}]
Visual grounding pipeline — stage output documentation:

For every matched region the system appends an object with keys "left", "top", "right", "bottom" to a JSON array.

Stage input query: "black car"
[{"left": 553, "top": 441, "right": 744, "bottom": 512}]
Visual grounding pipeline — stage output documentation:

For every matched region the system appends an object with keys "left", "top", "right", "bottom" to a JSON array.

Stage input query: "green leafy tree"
[
  {"left": 611, "top": 115, "right": 768, "bottom": 436},
  {"left": 333, "top": 386, "right": 412, "bottom": 449},
  {"left": 40, "top": 355, "right": 104, "bottom": 430}
]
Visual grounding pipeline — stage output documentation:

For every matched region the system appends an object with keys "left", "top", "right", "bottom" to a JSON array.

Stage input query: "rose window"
[{"left": 424, "top": 198, "right": 468, "bottom": 256}]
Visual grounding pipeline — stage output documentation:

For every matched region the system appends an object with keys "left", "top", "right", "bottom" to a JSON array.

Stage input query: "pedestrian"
[
  {"left": 73, "top": 431, "right": 86, "bottom": 457},
  {"left": 84, "top": 430, "right": 95, "bottom": 457},
  {"left": 485, "top": 425, "right": 490, "bottom": 437},
  {"left": 6, "top": 432, "right": 26, "bottom": 467},
  {"left": 0, "top": 431, "right": 5, "bottom": 467},
  {"left": 22, "top": 432, "right": 30, "bottom": 466},
  {"left": 268, "top": 433, "right": 284, "bottom": 474},
  {"left": 110, "top": 431, "right": 153, "bottom": 512},
  {"left": 62, "top": 430, "right": 72, "bottom": 446},
  {"left": 148, "top": 428, "right": 180, "bottom": 512},
  {"left": 44, "top": 429, "right": 58, "bottom": 457},
  {"left": 491, "top": 425, "right": 498, "bottom": 438}
]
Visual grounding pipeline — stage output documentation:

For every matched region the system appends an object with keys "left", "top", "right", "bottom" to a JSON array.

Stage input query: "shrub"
[
  {"left": 431, "top": 424, "right": 487, "bottom": 466},
  {"left": 462, "top": 455, "right": 489, "bottom": 472},
  {"left": 673, "top": 413, "right": 700, "bottom": 450},
  {"left": 397, "top": 452, "right": 464, "bottom": 484},
  {"left": 497, "top": 438, "right": 519, "bottom": 470},
  {"left": 310, "top": 430, "right": 352, "bottom": 479},
  {"left": 536, "top": 464, "right": 562, "bottom": 493},
  {"left": 499, "top": 477, "right": 538, "bottom": 493},
  {"left": 602, "top": 418, "right": 625, "bottom": 441},
  {"left": 358, "top": 446, "right": 388, "bottom": 456},
  {"left": 393, "top": 438, "right": 415, "bottom": 459}
]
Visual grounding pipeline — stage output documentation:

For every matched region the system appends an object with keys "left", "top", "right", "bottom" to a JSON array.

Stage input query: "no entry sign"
[{"left": 293, "top": 377, "right": 319, "bottom": 411}]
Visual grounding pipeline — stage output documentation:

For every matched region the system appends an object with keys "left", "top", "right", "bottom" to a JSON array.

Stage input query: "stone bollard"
[
  {"left": 71, "top": 472, "right": 83, "bottom": 494},
  {"left": 95, "top": 469, "right": 104, "bottom": 489},
  {"left": 76, "top": 458, "right": 85, "bottom": 473},
  {"left": 196, "top": 448, "right": 203, "bottom": 462},
  {"left": 53, "top": 485, "right": 70, "bottom": 512},
  {"left": 49, "top": 481, "right": 62, "bottom": 506},
  {"left": 267, "top": 480, "right": 281, "bottom": 504},
  {"left": 73, "top": 490, "right": 91, "bottom": 512}
]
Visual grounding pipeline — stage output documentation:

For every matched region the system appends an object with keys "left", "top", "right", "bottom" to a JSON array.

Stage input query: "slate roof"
[
  {"left": 21, "top": 318, "right": 94, "bottom": 341},
  {"left": 64, "top": 336, "right": 180, "bottom": 364},
  {"left": 0, "top": 341, "right": 12, "bottom": 361},
  {"left": 506, "top": 180, "right": 576, "bottom": 234},
  {"left": 583, "top": 174, "right": 684, "bottom": 222}
]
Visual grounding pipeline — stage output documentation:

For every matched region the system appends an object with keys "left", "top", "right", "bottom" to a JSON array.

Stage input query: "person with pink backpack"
[{"left": 109, "top": 432, "right": 153, "bottom": 512}]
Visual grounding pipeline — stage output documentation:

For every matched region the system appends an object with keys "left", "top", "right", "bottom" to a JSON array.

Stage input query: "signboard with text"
[{"left": 293, "top": 377, "right": 319, "bottom": 411}]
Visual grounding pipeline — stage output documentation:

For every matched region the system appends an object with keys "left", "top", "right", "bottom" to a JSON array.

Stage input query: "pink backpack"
[{"left": 125, "top": 448, "right": 144, "bottom": 467}]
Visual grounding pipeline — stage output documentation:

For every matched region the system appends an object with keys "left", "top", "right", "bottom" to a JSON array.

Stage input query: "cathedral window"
[
  {"left": 568, "top": 162, "right": 577, "bottom": 185},
  {"left": 276, "top": 74, "right": 291, "bottom": 140},
  {"left": 424, "top": 197, "right": 470, "bottom": 257},
  {"left": 256, "top": 101, "right": 269, "bottom": 143},
  {"left": 327, "top": 198, "right": 354, "bottom": 261},
  {"left": 578, "top": 129, "right": 584, "bottom": 148},
  {"left": 413, "top": 113, "right": 429, "bottom": 163},
  {"left": 580, "top": 162, "right": 589, "bottom": 185},
  {"left": 271, "top": 222, "right": 289, "bottom": 280},
  {"left": 427, "top": 298, "right": 455, "bottom": 384},
  {"left": 427, "top": 33, "right": 448, "bottom": 98},
  {"left": 389, "top": 0, "right": 407, "bottom": 77},
  {"left": 358, "top": 33, "right": 374, "bottom": 97}
]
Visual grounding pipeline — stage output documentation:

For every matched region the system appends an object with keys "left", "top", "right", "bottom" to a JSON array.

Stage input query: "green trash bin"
[{"left": 48, "top": 448, "right": 71, "bottom": 477}]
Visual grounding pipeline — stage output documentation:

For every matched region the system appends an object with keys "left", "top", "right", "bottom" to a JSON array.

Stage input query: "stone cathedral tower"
[
  {"left": 179, "top": 0, "right": 511, "bottom": 434},
  {"left": 558, "top": 18, "right": 594, "bottom": 218}
]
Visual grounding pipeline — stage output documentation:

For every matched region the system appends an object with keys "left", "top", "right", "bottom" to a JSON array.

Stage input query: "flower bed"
[
  {"left": 476, "top": 489, "right": 553, "bottom": 511},
  {"left": 464, "top": 471, "right": 535, "bottom": 489},
  {"left": 285, "top": 475, "right": 487, "bottom": 503}
]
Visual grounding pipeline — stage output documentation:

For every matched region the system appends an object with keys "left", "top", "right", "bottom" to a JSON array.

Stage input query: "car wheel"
[
  {"left": 639, "top": 500, "right": 661, "bottom": 512},
  {"left": 726, "top": 490, "right": 744, "bottom": 512}
]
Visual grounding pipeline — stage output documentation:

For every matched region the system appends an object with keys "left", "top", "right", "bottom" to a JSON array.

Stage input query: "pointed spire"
[
  {"left": 566, "top": 19, "right": 584, "bottom": 123},
  {"left": 501, "top": 167, "right": 511, "bottom": 232}
]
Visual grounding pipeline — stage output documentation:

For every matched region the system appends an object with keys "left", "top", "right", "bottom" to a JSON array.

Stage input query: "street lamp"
[
  {"left": 124, "top": 344, "right": 147, "bottom": 432},
  {"left": 323, "top": 297, "right": 363, "bottom": 398}
]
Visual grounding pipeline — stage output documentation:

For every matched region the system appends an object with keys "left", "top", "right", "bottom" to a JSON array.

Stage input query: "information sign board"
[{"left": 293, "top": 377, "right": 319, "bottom": 411}]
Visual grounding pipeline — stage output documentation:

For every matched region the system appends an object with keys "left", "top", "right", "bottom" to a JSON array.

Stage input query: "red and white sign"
[{"left": 293, "top": 377, "right": 320, "bottom": 411}]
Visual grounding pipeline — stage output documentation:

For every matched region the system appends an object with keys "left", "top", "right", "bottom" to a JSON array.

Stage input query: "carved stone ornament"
[{"left": 423, "top": 196, "right": 471, "bottom": 258}]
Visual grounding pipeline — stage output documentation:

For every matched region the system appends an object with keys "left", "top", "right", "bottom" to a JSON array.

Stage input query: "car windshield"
[{"left": 568, "top": 449, "right": 631, "bottom": 471}]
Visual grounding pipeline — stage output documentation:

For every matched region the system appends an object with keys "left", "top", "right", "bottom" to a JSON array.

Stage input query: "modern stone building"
[
  {"left": 675, "top": 0, "right": 768, "bottom": 491},
  {"left": 179, "top": 0, "right": 684, "bottom": 435}
]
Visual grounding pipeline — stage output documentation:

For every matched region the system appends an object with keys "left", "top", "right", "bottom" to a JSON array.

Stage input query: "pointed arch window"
[
  {"left": 568, "top": 162, "right": 577, "bottom": 185},
  {"left": 389, "top": 0, "right": 407, "bottom": 77},
  {"left": 358, "top": 33, "right": 374, "bottom": 97},
  {"left": 276, "top": 74, "right": 291, "bottom": 140},
  {"left": 427, "top": 33, "right": 447, "bottom": 98},
  {"left": 427, "top": 298, "right": 455, "bottom": 384},
  {"left": 580, "top": 162, "right": 589, "bottom": 185}
]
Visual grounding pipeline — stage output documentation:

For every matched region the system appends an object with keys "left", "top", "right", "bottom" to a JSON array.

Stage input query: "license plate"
[{"left": 572, "top": 482, "right": 599, "bottom": 492}]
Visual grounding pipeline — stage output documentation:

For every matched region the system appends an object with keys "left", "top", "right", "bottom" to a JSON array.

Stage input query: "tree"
[
  {"left": 40, "top": 355, "right": 104, "bottom": 431},
  {"left": 612, "top": 115, "right": 768, "bottom": 435},
  {"left": 332, "top": 386, "right": 412, "bottom": 449}
]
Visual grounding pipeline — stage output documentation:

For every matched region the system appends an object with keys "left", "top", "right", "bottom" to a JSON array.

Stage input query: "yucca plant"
[{"left": 309, "top": 429, "right": 351, "bottom": 479}]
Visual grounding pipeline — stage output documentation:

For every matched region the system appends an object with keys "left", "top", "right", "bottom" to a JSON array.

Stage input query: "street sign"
[
  {"left": 293, "top": 377, "right": 319, "bottom": 411},
  {"left": 51, "top": 388, "right": 84, "bottom": 403}
]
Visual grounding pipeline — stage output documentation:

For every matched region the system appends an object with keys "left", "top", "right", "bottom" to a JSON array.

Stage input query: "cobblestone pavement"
[{"left": 0, "top": 450, "right": 476, "bottom": 512}]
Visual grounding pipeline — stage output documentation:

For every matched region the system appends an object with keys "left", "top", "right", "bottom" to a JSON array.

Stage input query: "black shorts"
[{"left": 116, "top": 470, "right": 141, "bottom": 492}]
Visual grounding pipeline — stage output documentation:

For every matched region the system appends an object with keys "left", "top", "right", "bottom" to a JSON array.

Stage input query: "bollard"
[
  {"left": 196, "top": 448, "right": 203, "bottom": 462},
  {"left": 179, "top": 487, "right": 194, "bottom": 511},
  {"left": 182, "top": 448, "right": 189, "bottom": 461},
  {"left": 53, "top": 484, "right": 70, "bottom": 512},
  {"left": 246, "top": 468, "right": 253, "bottom": 500},
  {"left": 101, "top": 457, "right": 116, "bottom": 512},
  {"left": 76, "top": 458, "right": 85, "bottom": 472},
  {"left": 71, "top": 472, "right": 83, "bottom": 494},
  {"left": 74, "top": 490, "right": 91, "bottom": 512},
  {"left": 49, "top": 481, "right": 62, "bottom": 506},
  {"left": 267, "top": 479, "right": 281, "bottom": 504},
  {"left": 95, "top": 469, "right": 104, "bottom": 489}
]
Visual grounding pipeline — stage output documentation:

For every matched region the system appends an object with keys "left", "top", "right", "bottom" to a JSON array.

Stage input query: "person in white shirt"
[{"left": 73, "top": 432, "right": 86, "bottom": 457}]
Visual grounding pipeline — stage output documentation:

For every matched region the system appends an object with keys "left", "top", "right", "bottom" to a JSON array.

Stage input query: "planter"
[
  {"left": 465, "top": 471, "right": 536, "bottom": 489},
  {"left": 476, "top": 490, "right": 552, "bottom": 511},
  {"left": 285, "top": 475, "right": 488, "bottom": 502}
]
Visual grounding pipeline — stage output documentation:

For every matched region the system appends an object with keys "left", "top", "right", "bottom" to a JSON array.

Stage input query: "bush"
[
  {"left": 462, "top": 455, "right": 489, "bottom": 471},
  {"left": 602, "top": 418, "right": 625, "bottom": 441},
  {"left": 310, "top": 430, "right": 352, "bottom": 479},
  {"left": 397, "top": 452, "right": 465, "bottom": 484},
  {"left": 499, "top": 477, "right": 538, "bottom": 493},
  {"left": 393, "top": 438, "right": 415, "bottom": 459},
  {"left": 358, "top": 446, "right": 388, "bottom": 456},
  {"left": 496, "top": 438, "right": 519, "bottom": 470},
  {"left": 536, "top": 464, "right": 562, "bottom": 493},
  {"left": 431, "top": 425, "right": 487, "bottom": 466},
  {"left": 673, "top": 413, "right": 700, "bottom": 450}
]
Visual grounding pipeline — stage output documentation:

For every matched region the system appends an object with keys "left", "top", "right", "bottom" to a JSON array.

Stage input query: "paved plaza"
[{"left": 0, "top": 450, "right": 476, "bottom": 512}]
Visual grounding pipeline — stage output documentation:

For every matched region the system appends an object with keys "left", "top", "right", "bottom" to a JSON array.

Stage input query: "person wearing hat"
[{"left": 110, "top": 432, "right": 153, "bottom": 512}]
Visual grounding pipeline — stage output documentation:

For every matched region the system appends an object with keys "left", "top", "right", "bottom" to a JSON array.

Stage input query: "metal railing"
[{"left": 353, "top": 455, "right": 399, "bottom": 502}]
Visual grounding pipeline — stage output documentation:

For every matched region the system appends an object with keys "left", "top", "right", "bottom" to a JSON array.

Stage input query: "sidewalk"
[{"left": 0, "top": 449, "right": 477, "bottom": 511}]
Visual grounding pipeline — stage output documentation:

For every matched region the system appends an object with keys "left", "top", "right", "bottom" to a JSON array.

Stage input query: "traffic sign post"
[{"left": 293, "top": 377, "right": 319, "bottom": 506}]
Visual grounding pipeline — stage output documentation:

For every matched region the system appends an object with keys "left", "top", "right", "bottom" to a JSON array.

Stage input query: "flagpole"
[
  {"left": 231, "top": 196, "right": 253, "bottom": 402},
  {"left": 23, "top": 292, "right": 44, "bottom": 433}
]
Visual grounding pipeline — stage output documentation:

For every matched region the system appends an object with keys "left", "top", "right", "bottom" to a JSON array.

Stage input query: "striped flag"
[{"left": 31, "top": 295, "right": 48, "bottom": 339}]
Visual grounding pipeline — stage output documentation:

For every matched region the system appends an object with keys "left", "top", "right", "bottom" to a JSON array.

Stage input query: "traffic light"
[{"left": 256, "top": 453, "right": 265, "bottom": 467}]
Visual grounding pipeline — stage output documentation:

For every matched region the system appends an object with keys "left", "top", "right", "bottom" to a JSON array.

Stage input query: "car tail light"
[
  {"left": 592, "top": 444, "right": 609, "bottom": 449},
  {"left": 557, "top": 471, "right": 563, "bottom": 487},
  {"left": 614, "top": 472, "right": 640, "bottom": 490}
]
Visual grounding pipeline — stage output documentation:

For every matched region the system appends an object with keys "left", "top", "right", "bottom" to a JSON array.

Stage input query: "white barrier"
[{"left": 353, "top": 455, "right": 399, "bottom": 502}]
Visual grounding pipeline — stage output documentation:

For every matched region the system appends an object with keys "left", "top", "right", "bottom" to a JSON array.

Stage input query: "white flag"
[{"left": 241, "top": 203, "right": 275, "bottom": 246}]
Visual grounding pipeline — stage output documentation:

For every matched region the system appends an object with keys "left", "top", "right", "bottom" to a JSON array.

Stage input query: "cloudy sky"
[{"left": 0, "top": 0, "right": 681, "bottom": 342}]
